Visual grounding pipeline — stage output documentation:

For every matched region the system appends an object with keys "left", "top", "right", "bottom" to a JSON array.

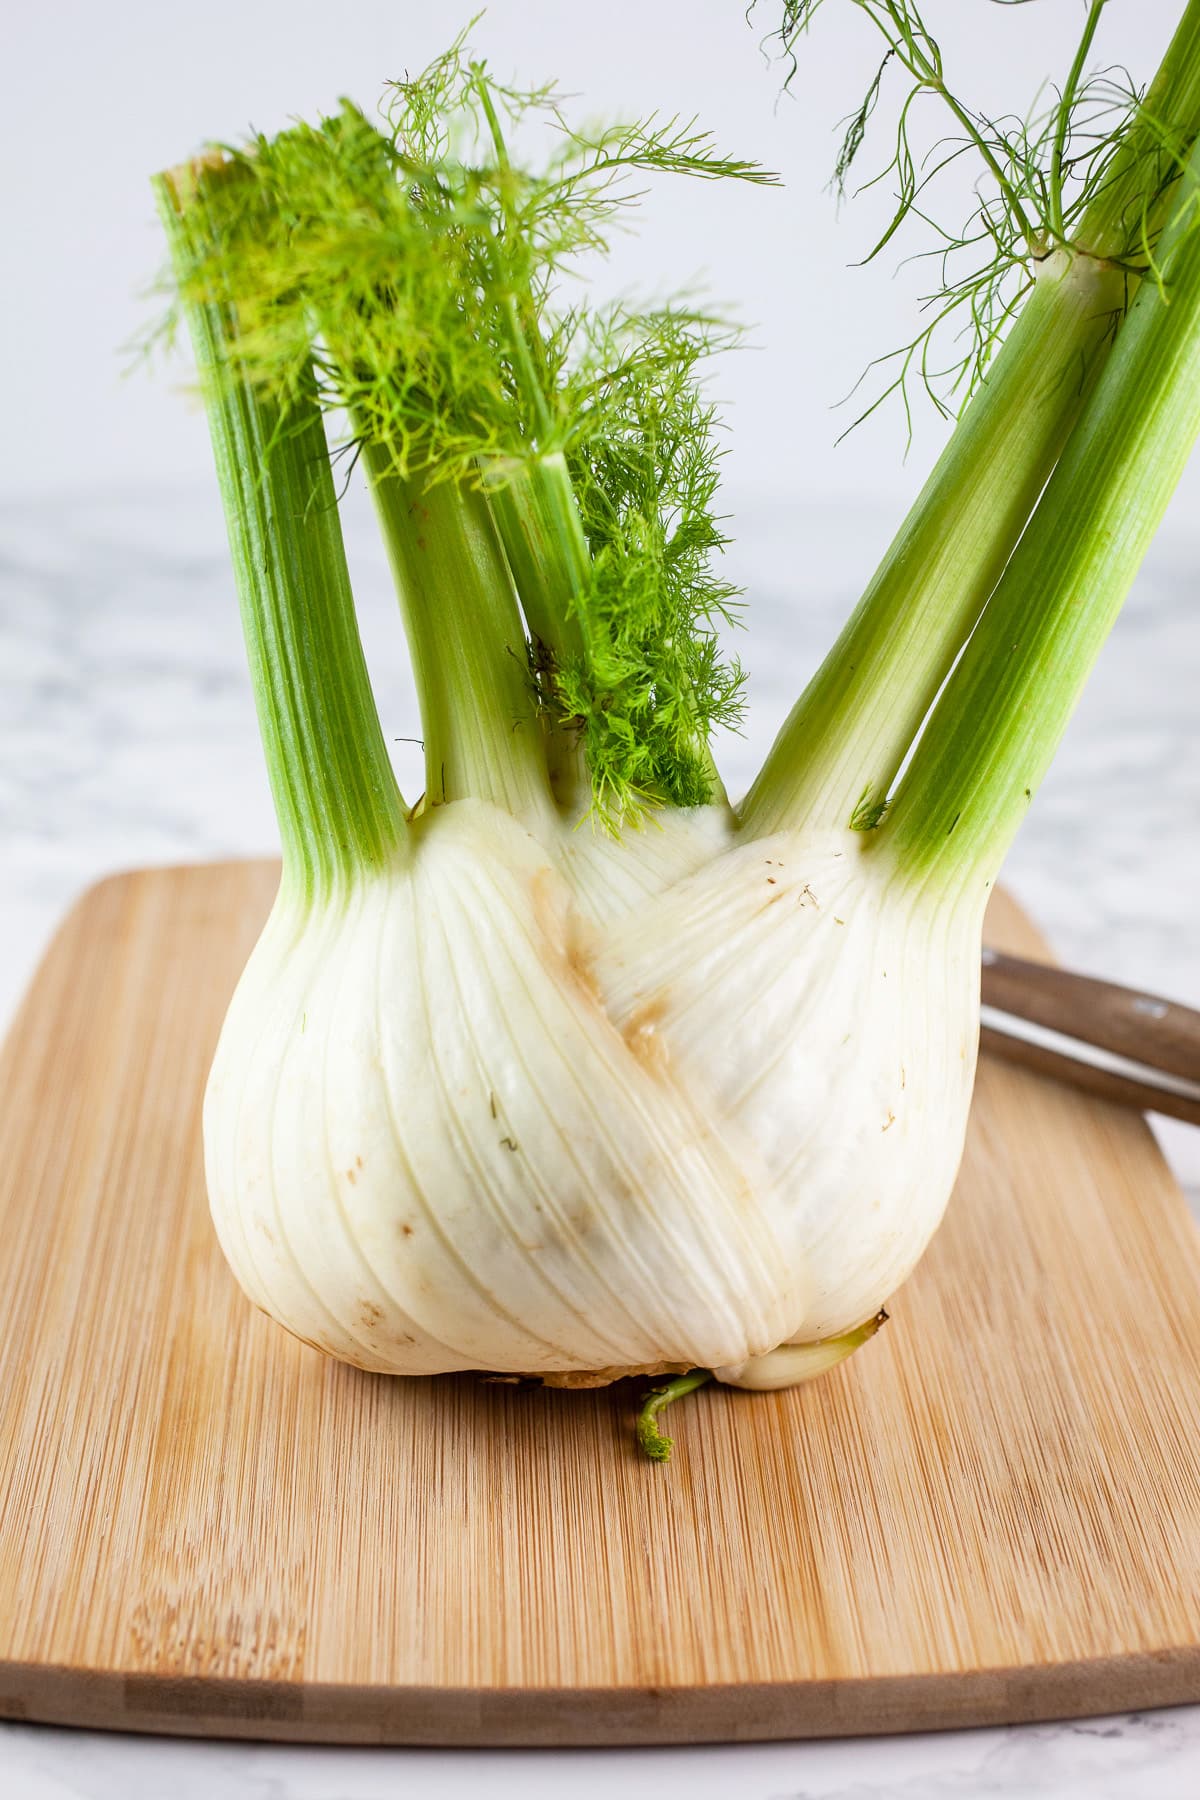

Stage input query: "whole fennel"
[{"left": 155, "top": 4, "right": 1200, "bottom": 1455}]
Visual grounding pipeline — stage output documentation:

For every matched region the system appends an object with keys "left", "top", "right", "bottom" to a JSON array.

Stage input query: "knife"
[{"left": 980, "top": 950, "right": 1200, "bottom": 1126}]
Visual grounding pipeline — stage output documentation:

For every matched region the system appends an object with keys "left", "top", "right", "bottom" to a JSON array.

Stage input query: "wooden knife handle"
[{"left": 980, "top": 951, "right": 1200, "bottom": 1086}]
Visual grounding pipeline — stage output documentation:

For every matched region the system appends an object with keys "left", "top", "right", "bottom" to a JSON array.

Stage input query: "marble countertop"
[{"left": 2, "top": 486, "right": 1199, "bottom": 1797}]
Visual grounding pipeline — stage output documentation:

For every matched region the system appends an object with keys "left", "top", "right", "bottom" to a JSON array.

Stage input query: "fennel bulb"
[{"left": 206, "top": 799, "right": 977, "bottom": 1382}]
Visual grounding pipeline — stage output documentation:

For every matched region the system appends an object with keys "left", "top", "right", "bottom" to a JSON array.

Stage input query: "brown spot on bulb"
[{"left": 622, "top": 994, "right": 670, "bottom": 1073}]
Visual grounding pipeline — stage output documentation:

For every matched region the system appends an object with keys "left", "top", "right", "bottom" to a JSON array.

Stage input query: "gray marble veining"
[{"left": 1, "top": 486, "right": 1198, "bottom": 1796}]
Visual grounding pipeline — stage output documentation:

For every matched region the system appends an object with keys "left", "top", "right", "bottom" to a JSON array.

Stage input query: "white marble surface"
[
  {"left": 2, "top": 484, "right": 1199, "bottom": 1794},
  {"left": 3, "top": 1710, "right": 1200, "bottom": 1800}
]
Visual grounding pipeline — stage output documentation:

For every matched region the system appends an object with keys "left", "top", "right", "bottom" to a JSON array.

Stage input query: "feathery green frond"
[
  {"left": 562, "top": 334, "right": 747, "bottom": 816},
  {"left": 159, "top": 28, "right": 766, "bottom": 822},
  {"left": 758, "top": 0, "right": 1194, "bottom": 437}
]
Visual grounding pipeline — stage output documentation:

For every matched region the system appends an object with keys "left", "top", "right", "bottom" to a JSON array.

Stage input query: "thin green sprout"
[
  {"left": 636, "top": 1371, "right": 714, "bottom": 1463},
  {"left": 755, "top": 0, "right": 1185, "bottom": 436}
]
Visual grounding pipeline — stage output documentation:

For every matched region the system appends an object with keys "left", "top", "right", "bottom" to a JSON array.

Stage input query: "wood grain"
[{"left": 1, "top": 861, "right": 1199, "bottom": 1745}]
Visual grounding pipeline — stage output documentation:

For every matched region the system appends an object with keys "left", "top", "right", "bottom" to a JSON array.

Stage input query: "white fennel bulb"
[{"left": 205, "top": 799, "right": 981, "bottom": 1382}]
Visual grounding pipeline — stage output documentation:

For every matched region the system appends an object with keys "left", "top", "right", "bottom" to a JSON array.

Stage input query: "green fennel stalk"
[
  {"left": 365, "top": 449, "right": 554, "bottom": 822},
  {"left": 153, "top": 162, "right": 406, "bottom": 900},
  {"left": 887, "top": 132, "right": 1200, "bottom": 885},
  {"left": 742, "top": 0, "right": 1200, "bottom": 839}
]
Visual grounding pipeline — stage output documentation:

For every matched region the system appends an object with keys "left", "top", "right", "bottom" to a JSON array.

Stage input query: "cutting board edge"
[{"left": 2, "top": 1650, "right": 1198, "bottom": 1746}]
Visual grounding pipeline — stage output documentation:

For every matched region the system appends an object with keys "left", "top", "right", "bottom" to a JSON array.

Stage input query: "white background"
[{"left": 5, "top": 0, "right": 1197, "bottom": 517}]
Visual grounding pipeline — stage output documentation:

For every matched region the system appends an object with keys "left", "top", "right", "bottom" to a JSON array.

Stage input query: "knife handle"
[
  {"left": 980, "top": 950, "right": 1200, "bottom": 1125},
  {"left": 981, "top": 951, "right": 1200, "bottom": 1083}
]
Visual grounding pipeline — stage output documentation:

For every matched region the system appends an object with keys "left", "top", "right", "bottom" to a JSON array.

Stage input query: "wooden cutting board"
[{"left": 1, "top": 861, "right": 1199, "bottom": 1746}]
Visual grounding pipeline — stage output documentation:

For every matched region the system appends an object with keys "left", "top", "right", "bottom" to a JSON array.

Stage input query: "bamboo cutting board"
[{"left": 1, "top": 861, "right": 1200, "bottom": 1746}]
